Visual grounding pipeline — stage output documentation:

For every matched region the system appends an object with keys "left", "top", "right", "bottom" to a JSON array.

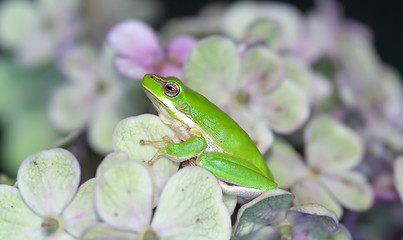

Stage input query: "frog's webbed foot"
[
  {"left": 146, "top": 152, "right": 160, "bottom": 166},
  {"left": 139, "top": 135, "right": 175, "bottom": 166}
]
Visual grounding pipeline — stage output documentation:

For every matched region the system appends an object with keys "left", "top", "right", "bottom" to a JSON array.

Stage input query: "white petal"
[
  {"left": 17, "top": 148, "right": 81, "bottom": 216},
  {"left": 152, "top": 167, "right": 231, "bottom": 240}
]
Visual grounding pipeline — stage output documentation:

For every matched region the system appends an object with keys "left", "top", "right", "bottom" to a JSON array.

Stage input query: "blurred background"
[
  {"left": 164, "top": 0, "right": 403, "bottom": 73},
  {"left": 0, "top": 0, "right": 402, "bottom": 239}
]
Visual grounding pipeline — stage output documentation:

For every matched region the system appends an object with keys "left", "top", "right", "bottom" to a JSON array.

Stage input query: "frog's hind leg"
[{"left": 197, "top": 152, "right": 277, "bottom": 190}]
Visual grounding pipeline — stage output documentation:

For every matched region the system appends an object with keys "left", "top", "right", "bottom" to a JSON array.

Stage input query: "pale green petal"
[
  {"left": 229, "top": 110, "right": 273, "bottom": 154},
  {"left": 232, "top": 226, "right": 279, "bottom": 240},
  {"left": 48, "top": 84, "right": 93, "bottom": 132},
  {"left": 184, "top": 36, "right": 240, "bottom": 107},
  {"left": 15, "top": 29, "right": 56, "bottom": 67},
  {"left": 332, "top": 225, "right": 352, "bottom": 240},
  {"left": 240, "top": 46, "right": 284, "bottom": 94},
  {"left": 336, "top": 27, "right": 380, "bottom": 86},
  {"left": 284, "top": 55, "right": 312, "bottom": 94},
  {"left": 377, "top": 65, "right": 403, "bottom": 119},
  {"left": 112, "top": 114, "right": 179, "bottom": 205},
  {"left": 152, "top": 167, "right": 231, "bottom": 240},
  {"left": 95, "top": 161, "right": 153, "bottom": 232},
  {"left": 96, "top": 151, "right": 129, "bottom": 177},
  {"left": 60, "top": 45, "right": 99, "bottom": 85},
  {"left": 309, "top": 72, "right": 333, "bottom": 105},
  {"left": 394, "top": 156, "right": 403, "bottom": 202},
  {"left": 88, "top": 95, "right": 123, "bottom": 154},
  {"left": 233, "top": 189, "right": 293, "bottom": 237},
  {"left": 222, "top": 193, "right": 237, "bottom": 215},
  {"left": 292, "top": 178, "right": 343, "bottom": 218},
  {"left": 244, "top": 19, "right": 282, "bottom": 50},
  {"left": 0, "top": 185, "right": 43, "bottom": 240},
  {"left": 47, "top": 232, "right": 77, "bottom": 240},
  {"left": 63, "top": 179, "right": 98, "bottom": 238},
  {"left": 266, "top": 140, "right": 307, "bottom": 187},
  {"left": 305, "top": 116, "right": 364, "bottom": 173},
  {"left": 287, "top": 204, "right": 338, "bottom": 232},
  {"left": 366, "top": 122, "right": 403, "bottom": 152},
  {"left": 255, "top": 79, "right": 309, "bottom": 133},
  {"left": 321, "top": 172, "right": 373, "bottom": 211},
  {"left": 0, "top": 0, "right": 40, "bottom": 49},
  {"left": 81, "top": 224, "right": 139, "bottom": 240},
  {"left": 221, "top": 1, "right": 302, "bottom": 48},
  {"left": 17, "top": 148, "right": 81, "bottom": 216},
  {"left": 292, "top": 224, "right": 352, "bottom": 240}
]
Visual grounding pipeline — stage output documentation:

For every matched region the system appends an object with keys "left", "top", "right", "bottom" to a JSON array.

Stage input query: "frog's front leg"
[
  {"left": 140, "top": 134, "right": 206, "bottom": 166},
  {"left": 197, "top": 152, "right": 278, "bottom": 193}
]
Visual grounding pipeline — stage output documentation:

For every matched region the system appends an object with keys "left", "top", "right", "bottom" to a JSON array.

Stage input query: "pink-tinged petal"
[
  {"left": 321, "top": 172, "right": 374, "bottom": 211},
  {"left": 159, "top": 62, "right": 184, "bottom": 79},
  {"left": 166, "top": 35, "right": 198, "bottom": 64},
  {"left": 115, "top": 57, "right": 153, "bottom": 79},
  {"left": 377, "top": 66, "right": 403, "bottom": 120},
  {"left": 108, "top": 20, "right": 160, "bottom": 64},
  {"left": 290, "top": 0, "right": 342, "bottom": 62}
]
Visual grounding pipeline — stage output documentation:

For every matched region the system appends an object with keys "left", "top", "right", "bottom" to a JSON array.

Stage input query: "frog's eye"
[{"left": 164, "top": 82, "right": 180, "bottom": 97}]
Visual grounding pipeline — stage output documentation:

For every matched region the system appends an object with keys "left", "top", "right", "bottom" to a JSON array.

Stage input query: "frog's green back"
[{"left": 182, "top": 86, "right": 273, "bottom": 179}]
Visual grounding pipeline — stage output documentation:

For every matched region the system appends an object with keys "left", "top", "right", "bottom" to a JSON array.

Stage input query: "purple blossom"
[{"left": 108, "top": 20, "right": 197, "bottom": 79}]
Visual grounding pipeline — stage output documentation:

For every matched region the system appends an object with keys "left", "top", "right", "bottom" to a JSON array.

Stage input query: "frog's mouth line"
[
  {"left": 143, "top": 85, "right": 196, "bottom": 127},
  {"left": 143, "top": 86, "right": 172, "bottom": 113}
]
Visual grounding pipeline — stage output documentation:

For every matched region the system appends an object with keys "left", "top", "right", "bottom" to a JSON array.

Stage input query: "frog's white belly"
[{"left": 156, "top": 99, "right": 225, "bottom": 155}]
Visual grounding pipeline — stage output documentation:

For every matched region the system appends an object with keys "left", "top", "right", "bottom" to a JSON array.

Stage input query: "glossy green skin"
[{"left": 142, "top": 74, "right": 277, "bottom": 190}]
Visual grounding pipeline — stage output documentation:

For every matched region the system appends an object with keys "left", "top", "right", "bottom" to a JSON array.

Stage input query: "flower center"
[
  {"left": 307, "top": 166, "right": 321, "bottom": 179},
  {"left": 41, "top": 217, "right": 60, "bottom": 236},
  {"left": 232, "top": 90, "right": 251, "bottom": 108},
  {"left": 96, "top": 79, "right": 110, "bottom": 94},
  {"left": 140, "top": 226, "right": 160, "bottom": 240}
]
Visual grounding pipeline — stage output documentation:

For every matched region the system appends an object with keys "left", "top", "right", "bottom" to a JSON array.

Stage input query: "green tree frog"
[{"left": 141, "top": 74, "right": 277, "bottom": 198}]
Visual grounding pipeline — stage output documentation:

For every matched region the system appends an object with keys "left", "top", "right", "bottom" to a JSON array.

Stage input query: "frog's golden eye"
[{"left": 164, "top": 82, "right": 180, "bottom": 97}]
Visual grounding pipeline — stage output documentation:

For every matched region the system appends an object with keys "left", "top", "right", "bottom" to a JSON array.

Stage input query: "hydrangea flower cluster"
[{"left": 0, "top": 115, "right": 350, "bottom": 239}]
